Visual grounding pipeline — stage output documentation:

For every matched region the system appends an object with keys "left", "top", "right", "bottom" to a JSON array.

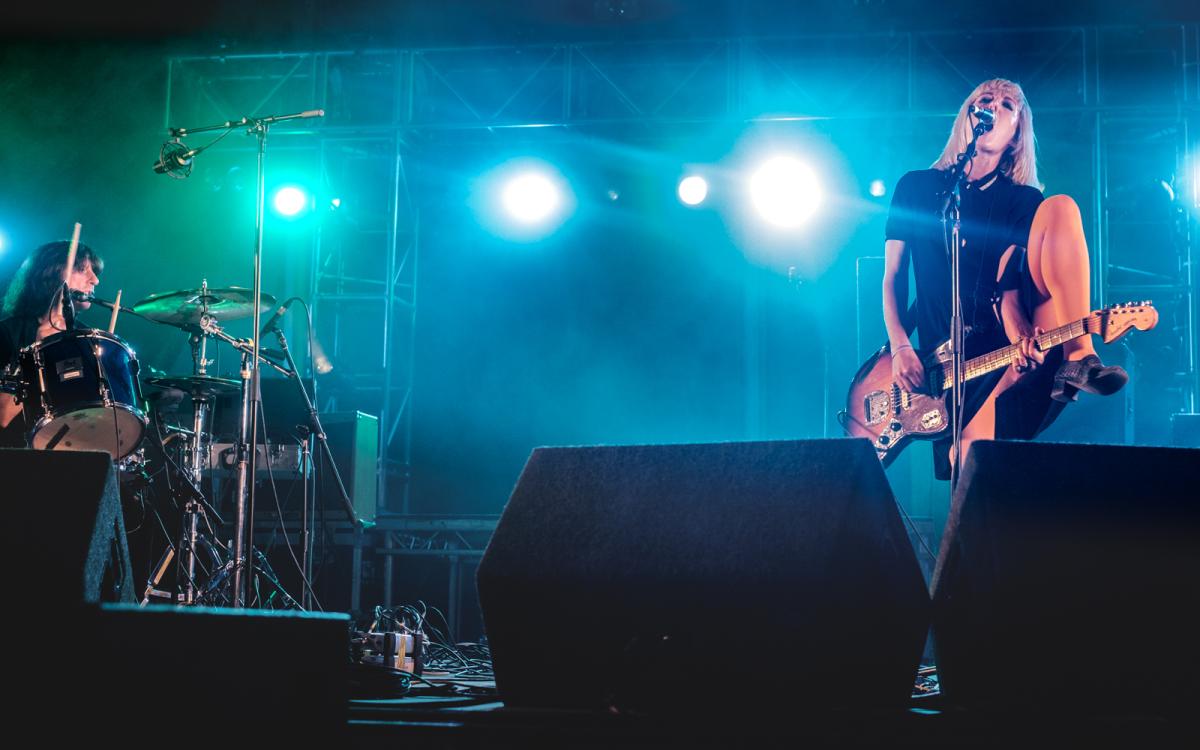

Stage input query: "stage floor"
[{"left": 343, "top": 668, "right": 1193, "bottom": 748}]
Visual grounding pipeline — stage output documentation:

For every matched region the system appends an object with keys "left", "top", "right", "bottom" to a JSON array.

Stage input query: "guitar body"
[{"left": 842, "top": 345, "right": 952, "bottom": 466}]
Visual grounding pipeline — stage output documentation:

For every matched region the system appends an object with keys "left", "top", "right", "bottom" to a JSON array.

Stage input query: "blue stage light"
[
  {"left": 502, "top": 172, "right": 562, "bottom": 224},
  {"left": 677, "top": 175, "right": 709, "bottom": 206},
  {"left": 748, "top": 156, "right": 822, "bottom": 228},
  {"left": 472, "top": 159, "right": 574, "bottom": 242}
]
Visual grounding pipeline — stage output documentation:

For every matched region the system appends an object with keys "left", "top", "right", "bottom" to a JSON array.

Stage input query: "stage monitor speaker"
[
  {"left": 931, "top": 440, "right": 1200, "bottom": 716},
  {"left": 22, "top": 605, "right": 352, "bottom": 739},
  {"left": 0, "top": 448, "right": 135, "bottom": 606},
  {"left": 476, "top": 438, "right": 930, "bottom": 714}
]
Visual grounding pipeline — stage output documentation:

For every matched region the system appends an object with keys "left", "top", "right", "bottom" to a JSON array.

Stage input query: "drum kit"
[{"left": 2, "top": 281, "right": 323, "bottom": 608}]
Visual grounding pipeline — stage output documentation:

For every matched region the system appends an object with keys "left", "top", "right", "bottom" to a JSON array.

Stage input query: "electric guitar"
[{"left": 840, "top": 301, "right": 1158, "bottom": 465}]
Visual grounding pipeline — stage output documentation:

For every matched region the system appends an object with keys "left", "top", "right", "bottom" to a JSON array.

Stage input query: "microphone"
[
  {"left": 60, "top": 283, "right": 76, "bottom": 329},
  {"left": 970, "top": 105, "right": 995, "bottom": 130},
  {"left": 152, "top": 141, "right": 198, "bottom": 174},
  {"left": 71, "top": 290, "right": 131, "bottom": 312},
  {"left": 259, "top": 297, "right": 297, "bottom": 336}
]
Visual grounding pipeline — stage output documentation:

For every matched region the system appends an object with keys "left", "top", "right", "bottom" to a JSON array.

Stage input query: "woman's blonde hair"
[{"left": 931, "top": 78, "right": 1041, "bottom": 190}]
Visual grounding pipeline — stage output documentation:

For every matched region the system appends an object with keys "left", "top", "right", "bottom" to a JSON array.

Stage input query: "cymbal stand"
[
  {"left": 195, "top": 314, "right": 292, "bottom": 604},
  {"left": 177, "top": 280, "right": 214, "bottom": 604}
]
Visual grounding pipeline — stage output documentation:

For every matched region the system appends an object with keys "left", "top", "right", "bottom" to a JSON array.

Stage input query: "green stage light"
[{"left": 272, "top": 185, "right": 311, "bottom": 217}]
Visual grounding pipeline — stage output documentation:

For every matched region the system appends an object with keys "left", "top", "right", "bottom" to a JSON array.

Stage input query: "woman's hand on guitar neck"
[
  {"left": 1010, "top": 326, "right": 1045, "bottom": 376},
  {"left": 891, "top": 344, "right": 925, "bottom": 393}
]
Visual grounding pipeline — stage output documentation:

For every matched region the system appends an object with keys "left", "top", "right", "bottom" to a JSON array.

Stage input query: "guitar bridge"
[{"left": 864, "top": 390, "right": 890, "bottom": 425}]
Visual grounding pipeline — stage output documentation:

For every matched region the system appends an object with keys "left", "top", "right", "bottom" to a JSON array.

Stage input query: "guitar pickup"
[{"left": 864, "top": 390, "right": 890, "bottom": 425}]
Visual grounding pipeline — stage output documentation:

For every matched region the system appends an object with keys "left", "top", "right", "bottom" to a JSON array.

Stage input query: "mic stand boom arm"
[{"left": 169, "top": 110, "right": 325, "bottom": 138}]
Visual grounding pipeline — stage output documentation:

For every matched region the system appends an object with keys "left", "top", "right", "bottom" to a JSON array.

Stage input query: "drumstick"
[
  {"left": 108, "top": 289, "right": 122, "bottom": 333},
  {"left": 63, "top": 222, "right": 81, "bottom": 284}
]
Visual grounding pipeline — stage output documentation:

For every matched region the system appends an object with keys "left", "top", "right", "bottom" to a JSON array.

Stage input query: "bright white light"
[
  {"left": 272, "top": 186, "right": 310, "bottom": 217},
  {"left": 677, "top": 175, "right": 709, "bottom": 206},
  {"left": 0, "top": 229, "right": 7, "bottom": 254},
  {"left": 748, "top": 156, "right": 822, "bottom": 228},
  {"left": 869, "top": 179, "right": 887, "bottom": 198},
  {"left": 502, "top": 172, "right": 561, "bottom": 224}
]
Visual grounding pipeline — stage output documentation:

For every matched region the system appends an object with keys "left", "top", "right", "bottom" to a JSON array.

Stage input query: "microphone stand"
[
  {"left": 163, "top": 108, "right": 324, "bottom": 607},
  {"left": 268, "top": 324, "right": 365, "bottom": 608},
  {"left": 940, "top": 115, "right": 993, "bottom": 491}
]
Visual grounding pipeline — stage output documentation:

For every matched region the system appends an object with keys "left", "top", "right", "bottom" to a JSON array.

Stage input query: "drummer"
[{"left": 0, "top": 240, "right": 103, "bottom": 448}]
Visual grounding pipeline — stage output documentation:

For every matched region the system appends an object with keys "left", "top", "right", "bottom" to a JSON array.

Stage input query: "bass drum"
[{"left": 18, "top": 328, "right": 148, "bottom": 459}]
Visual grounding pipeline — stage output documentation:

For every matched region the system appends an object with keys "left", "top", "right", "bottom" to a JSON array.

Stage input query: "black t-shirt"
[
  {"left": 0, "top": 316, "right": 41, "bottom": 448},
  {"left": 885, "top": 168, "right": 1045, "bottom": 349}
]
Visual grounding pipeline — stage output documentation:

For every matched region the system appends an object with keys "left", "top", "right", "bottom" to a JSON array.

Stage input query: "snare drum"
[{"left": 18, "top": 329, "right": 148, "bottom": 459}]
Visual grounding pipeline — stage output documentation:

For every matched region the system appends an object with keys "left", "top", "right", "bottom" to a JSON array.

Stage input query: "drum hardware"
[
  {"left": 157, "top": 107, "right": 327, "bottom": 606},
  {"left": 137, "top": 286, "right": 293, "bottom": 607}
]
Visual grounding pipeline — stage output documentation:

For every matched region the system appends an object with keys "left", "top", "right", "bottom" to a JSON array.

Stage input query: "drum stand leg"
[
  {"left": 140, "top": 544, "right": 176, "bottom": 606},
  {"left": 180, "top": 499, "right": 201, "bottom": 605}
]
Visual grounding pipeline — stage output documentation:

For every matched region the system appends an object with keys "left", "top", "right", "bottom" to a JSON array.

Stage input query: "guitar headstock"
[{"left": 1090, "top": 301, "right": 1159, "bottom": 343}]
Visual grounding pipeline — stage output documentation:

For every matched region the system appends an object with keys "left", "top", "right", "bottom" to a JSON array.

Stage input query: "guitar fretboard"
[{"left": 937, "top": 316, "right": 1093, "bottom": 390}]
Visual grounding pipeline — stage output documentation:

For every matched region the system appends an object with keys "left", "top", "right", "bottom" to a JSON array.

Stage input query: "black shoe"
[{"left": 1051, "top": 354, "right": 1129, "bottom": 403}]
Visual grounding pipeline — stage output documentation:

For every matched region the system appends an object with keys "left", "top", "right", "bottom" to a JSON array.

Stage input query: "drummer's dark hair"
[{"left": 1, "top": 240, "right": 104, "bottom": 319}]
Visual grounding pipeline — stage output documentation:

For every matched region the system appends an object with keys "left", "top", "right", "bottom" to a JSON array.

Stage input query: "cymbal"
[
  {"left": 131, "top": 287, "right": 277, "bottom": 328},
  {"left": 145, "top": 375, "right": 241, "bottom": 400}
]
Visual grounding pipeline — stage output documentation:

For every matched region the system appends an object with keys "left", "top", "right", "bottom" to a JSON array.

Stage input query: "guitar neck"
[{"left": 938, "top": 316, "right": 1092, "bottom": 390}]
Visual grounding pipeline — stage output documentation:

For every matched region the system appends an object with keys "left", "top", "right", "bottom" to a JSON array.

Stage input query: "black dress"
[{"left": 885, "top": 168, "right": 1066, "bottom": 479}]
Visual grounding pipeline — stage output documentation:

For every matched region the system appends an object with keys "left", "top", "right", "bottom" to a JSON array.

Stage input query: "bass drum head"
[{"left": 30, "top": 404, "right": 146, "bottom": 459}]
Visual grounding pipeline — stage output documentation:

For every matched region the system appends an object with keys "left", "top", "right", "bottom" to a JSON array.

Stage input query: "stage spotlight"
[
  {"left": 748, "top": 156, "right": 822, "bottom": 228},
  {"left": 677, "top": 175, "right": 709, "bottom": 206},
  {"left": 869, "top": 179, "right": 887, "bottom": 198},
  {"left": 0, "top": 229, "right": 7, "bottom": 254},
  {"left": 272, "top": 185, "right": 311, "bottom": 217},
  {"left": 502, "top": 172, "right": 562, "bottom": 224},
  {"left": 474, "top": 159, "right": 573, "bottom": 241},
  {"left": 329, "top": 197, "right": 342, "bottom": 210}
]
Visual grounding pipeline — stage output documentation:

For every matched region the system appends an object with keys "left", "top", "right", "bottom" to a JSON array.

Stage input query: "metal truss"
[
  {"left": 309, "top": 133, "right": 417, "bottom": 514},
  {"left": 376, "top": 516, "right": 497, "bottom": 640},
  {"left": 164, "top": 24, "right": 1197, "bottom": 131}
]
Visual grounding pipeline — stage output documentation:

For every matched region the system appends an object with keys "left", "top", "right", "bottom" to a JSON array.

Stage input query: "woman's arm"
[{"left": 882, "top": 238, "right": 924, "bottom": 392}]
